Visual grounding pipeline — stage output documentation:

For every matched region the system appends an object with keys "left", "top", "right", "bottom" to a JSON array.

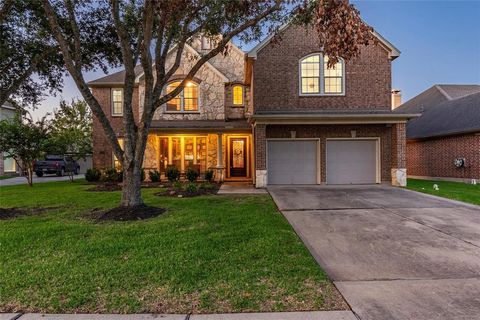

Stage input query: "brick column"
[
  {"left": 254, "top": 124, "right": 267, "bottom": 188},
  {"left": 391, "top": 122, "right": 407, "bottom": 186}
]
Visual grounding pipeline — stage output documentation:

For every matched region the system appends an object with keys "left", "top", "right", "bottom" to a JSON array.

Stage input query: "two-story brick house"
[
  {"left": 89, "top": 36, "right": 253, "bottom": 181},
  {"left": 89, "top": 24, "right": 418, "bottom": 187}
]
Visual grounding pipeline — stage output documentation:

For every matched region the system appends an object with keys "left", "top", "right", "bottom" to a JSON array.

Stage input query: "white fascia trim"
[{"left": 248, "top": 21, "right": 401, "bottom": 60}]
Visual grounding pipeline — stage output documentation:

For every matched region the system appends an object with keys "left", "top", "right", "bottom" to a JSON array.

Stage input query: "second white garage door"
[
  {"left": 267, "top": 140, "right": 318, "bottom": 184},
  {"left": 326, "top": 139, "right": 378, "bottom": 184}
]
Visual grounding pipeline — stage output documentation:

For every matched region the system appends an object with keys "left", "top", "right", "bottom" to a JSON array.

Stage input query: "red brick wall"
[
  {"left": 263, "top": 124, "right": 393, "bottom": 182},
  {"left": 253, "top": 24, "right": 392, "bottom": 112},
  {"left": 91, "top": 87, "right": 139, "bottom": 169},
  {"left": 254, "top": 124, "right": 267, "bottom": 170},
  {"left": 407, "top": 133, "right": 480, "bottom": 179}
]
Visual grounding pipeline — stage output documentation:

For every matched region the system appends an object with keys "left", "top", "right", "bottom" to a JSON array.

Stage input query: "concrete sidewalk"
[{"left": 1, "top": 311, "right": 356, "bottom": 320}]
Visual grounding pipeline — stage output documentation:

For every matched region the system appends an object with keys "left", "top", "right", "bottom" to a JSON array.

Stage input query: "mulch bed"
[
  {"left": 91, "top": 205, "right": 166, "bottom": 221},
  {"left": 155, "top": 182, "right": 221, "bottom": 198},
  {"left": 0, "top": 207, "right": 55, "bottom": 220},
  {"left": 86, "top": 182, "right": 165, "bottom": 192}
]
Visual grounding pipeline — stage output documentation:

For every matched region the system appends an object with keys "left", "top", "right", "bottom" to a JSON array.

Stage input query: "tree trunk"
[
  {"left": 27, "top": 166, "right": 33, "bottom": 187},
  {"left": 120, "top": 163, "right": 143, "bottom": 207}
]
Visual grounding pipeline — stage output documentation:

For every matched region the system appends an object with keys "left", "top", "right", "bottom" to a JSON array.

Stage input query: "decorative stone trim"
[
  {"left": 392, "top": 168, "right": 407, "bottom": 187},
  {"left": 255, "top": 169, "right": 267, "bottom": 188}
]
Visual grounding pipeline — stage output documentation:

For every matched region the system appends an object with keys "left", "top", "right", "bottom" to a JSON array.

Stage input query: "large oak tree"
[{"left": 37, "top": 0, "right": 373, "bottom": 209}]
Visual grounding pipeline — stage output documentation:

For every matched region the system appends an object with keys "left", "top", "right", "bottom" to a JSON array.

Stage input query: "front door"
[{"left": 230, "top": 138, "right": 247, "bottom": 177}]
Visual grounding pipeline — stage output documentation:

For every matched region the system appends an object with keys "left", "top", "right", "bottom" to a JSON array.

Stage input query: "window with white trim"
[
  {"left": 111, "top": 88, "right": 123, "bottom": 115},
  {"left": 300, "top": 54, "right": 344, "bottom": 95},
  {"left": 166, "top": 81, "right": 199, "bottom": 112}
]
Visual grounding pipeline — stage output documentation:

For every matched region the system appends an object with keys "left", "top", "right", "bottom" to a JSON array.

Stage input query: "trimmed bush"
[
  {"left": 173, "top": 181, "right": 183, "bottom": 190},
  {"left": 85, "top": 168, "right": 101, "bottom": 182},
  {"left": 186, "top": 167, "right": 199, "bottom": 182},
  {"left": 185, "top": 182, "right": 198, "bottom": 194},
  {"left": 102, "top": 168, "right": 118, "bottom": 184},
  {"left": 166, "top": 165, "right": 180, "bottom": 182},
  {"left": 204, "top": 169, "right": 214, "bottom": 182},
  {"left": 149, "top": 170, "right": 160, "bottom": 182}
]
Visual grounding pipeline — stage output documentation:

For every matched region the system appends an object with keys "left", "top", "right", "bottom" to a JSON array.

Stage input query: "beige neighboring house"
[{"left": 0, "top": 102, "right": 19, "bottom": 175}]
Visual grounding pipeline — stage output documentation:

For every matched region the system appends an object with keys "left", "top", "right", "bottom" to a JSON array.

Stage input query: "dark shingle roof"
[
  {"left": 87, "top": 65, "right": 144, "bottom": 86},
  {"left": 402, "top": 91, "right": 480, "bottom": 139},
  {"left": 397, "top": 84, "right": 480, "bottom": 114}
]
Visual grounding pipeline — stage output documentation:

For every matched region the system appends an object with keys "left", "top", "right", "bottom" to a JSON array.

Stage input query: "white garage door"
[
  {"left": 326, "top": 139, "right": 378, "bottom": 184},
  {"left": 267, "top": 140, "right": 317, "bottom": 184}
]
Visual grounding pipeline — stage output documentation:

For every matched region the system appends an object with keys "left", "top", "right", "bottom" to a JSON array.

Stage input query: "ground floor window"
[
  {"left": 113, "top": 138, "right": 124, "bottom": 169},
  {"left": 3, "top": 153, "right": 16, "bottom": 172},
  {"left": 158, "top": 136, "right": 207, "bottom": 173}
]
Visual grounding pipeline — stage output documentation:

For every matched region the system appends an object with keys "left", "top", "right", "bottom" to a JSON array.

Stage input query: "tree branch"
[{"left": 41, "top": 0, "right": 124, "bottom": 160}]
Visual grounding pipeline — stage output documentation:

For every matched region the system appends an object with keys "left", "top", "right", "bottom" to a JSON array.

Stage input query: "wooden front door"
[{"left": 230, "top": 138, "right": 247, "bottom": 177}]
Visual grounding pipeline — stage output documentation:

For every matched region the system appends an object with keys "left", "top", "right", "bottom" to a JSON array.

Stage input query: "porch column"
[
  {"left": 391, "top": 122, "right": 407, "bottom": 187},
  {"left": 254, "top": 124, "right": 267, "bottom": 188},
  {"left": 215, "top": 132, "right": 225, "bottom": 182}
]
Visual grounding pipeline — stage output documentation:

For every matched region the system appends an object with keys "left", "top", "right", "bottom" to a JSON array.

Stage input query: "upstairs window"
[
  {"left": 166, "top": 81, "right": 199, "bottom": 112},
  {"left": 300, "top": 54, "right": 344, "bottom": 95},
  {"left": 201, "top": 36, "right": 212, "bottom": 50},
  {"left": 111, "top": 88, "right": 123, "bottom": 115},
  {"left": 232, "top": 85, "right": 244, "bottom": 105}
]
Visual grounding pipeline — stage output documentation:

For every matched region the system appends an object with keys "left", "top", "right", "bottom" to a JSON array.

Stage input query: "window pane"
[
  {"left": 233, "top": 85, "right": 244, "bottom": 105},
  {"left": 166, "top": 81, "right": 182, "bottom": 111},
  {"left": 184, "top": 137, "right": 194, "bottom": 169},
  {"left": 196, "top": 137, "right": 207, "bottom": 173},
  {"left": 159, "top": 138, "right": 168, "bottom": 173},
  {"left": 301, "top": 62, "right": 319, "bottom": 77},
  {"left": 324, "top": 57, "right": 343, "bottom": 77},
  {"left": 302, "top": 55, "right": 320, "bottom": 63},
  {"left": 171, "top": 137, "right": 181, "bottom": 169},
  {"left": 325, "top": 77, "right": 343, "bottom": 93},
  {"left": 112, "top": 89, "right": 123, "bottom": 115},
  {"left": 301, "top": 77, "right": 319, "bottom": 94},
  {"left": 113, "top": 138, "right": 124, "bottom": 169},
  {"left": 3, "top": 154, "right": 15, "bottom": 172}
]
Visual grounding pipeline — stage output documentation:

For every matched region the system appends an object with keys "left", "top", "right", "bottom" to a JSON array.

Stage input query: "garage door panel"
[
  {"left": 326, "top": 140, "right": 377, "bottom": 185},
  {"left": 267, "top": 140, "right": 317, "bottom": 185}
]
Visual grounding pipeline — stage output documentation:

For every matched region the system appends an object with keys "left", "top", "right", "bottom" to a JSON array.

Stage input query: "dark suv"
[{"left": 34, "top": 155, "right": 80, "bottom": 177}]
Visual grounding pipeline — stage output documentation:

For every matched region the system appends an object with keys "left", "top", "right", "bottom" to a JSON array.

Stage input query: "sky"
[{"left": 33, "top": 0, "right": 480, "bottom": 118}]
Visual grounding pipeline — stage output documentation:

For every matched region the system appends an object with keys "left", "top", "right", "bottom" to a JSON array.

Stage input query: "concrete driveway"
[
  {"left": 0, "top": 174, "right": 85, "bottom": 187},
  {"left": 269, "top": 185, "right": 480, "bottom": 320}
]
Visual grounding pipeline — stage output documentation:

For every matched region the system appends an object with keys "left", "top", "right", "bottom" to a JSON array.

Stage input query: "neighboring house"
[
  {"left": 89, "top": 24, "right": 417, "bottom": 187},
  {"left": 0, "top": 102, "right": 19, "bottom": 176},
  {"left": 396, "top": 85, "right": 480, "bottom": 182}
]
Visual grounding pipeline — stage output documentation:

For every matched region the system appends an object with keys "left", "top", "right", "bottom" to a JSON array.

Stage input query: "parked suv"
[{"left": 34, "top": 155, "right": 80, "bottom": 177}]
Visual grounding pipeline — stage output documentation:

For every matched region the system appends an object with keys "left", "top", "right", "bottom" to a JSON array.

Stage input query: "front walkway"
[
  {"left": 217, "top": 182, "right": 267, "bottom": 194},
  {"left": 1, "top": 311, "right": 356, "bottom": 320},
  {"left": 0, "top": 174, "right": 85, "bottom": 187},
  {"left": 268, "top": 185, "right": 480, "bottom": 320}
]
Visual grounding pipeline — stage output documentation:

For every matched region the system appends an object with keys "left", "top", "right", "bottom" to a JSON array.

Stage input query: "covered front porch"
[{"left": 143, "top": 121, "right": 253, "bottom": 182}]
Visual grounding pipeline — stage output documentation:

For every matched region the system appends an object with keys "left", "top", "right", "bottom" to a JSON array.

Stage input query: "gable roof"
[
  {"left": 396, "top": 85, "right": 480, "bottom": 139},
  {"left": 247, "top": 22, "right": 401, "bottom": 60},
  {"left": 88, "top": 43, "right": 230, "bottom": 86}
]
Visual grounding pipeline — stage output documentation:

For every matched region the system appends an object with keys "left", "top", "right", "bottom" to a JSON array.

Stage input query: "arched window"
[
  {"left": 166, "top": 81, "right": 199, "bottom": 112},
  {"left": 232, "top": 85, "right": 244, "bottom": 105},
  {"left": 299, "top": 54, "right": 344, "bottom": 95}
]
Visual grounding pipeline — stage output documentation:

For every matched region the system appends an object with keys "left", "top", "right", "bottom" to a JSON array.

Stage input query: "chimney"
[{"left": 391, "top": 89, "right": 402, "bottom": 109}]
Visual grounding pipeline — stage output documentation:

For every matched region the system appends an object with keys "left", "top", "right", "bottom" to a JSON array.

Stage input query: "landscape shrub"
[
  {"left": 186, "top": 167, "right": 199, "bottom": 182},
  {"left": 166, "top": 165, "right": 180, "bottom": 182},
  {"left": 204, "top": 169, "right": 214, "bottom": 182},
  {"left": 102, "top": 168, "right": 118, "bottom": 184},
  {"left": 149, "top": 170, "right": 160, "bottom": 182},
  {"left": 85, "top": 168, "right": 101, "bottom": 182},
  {"left": 173, "top": 181, "right": 183, "bottom": 190},
  {"left": 185, "top": 182, "right": 198, "bottom": 194}
]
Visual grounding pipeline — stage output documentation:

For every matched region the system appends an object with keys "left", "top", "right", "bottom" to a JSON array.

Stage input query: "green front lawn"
[
  {"left": 0, "top": 181, "right": 345, "bottom": 313},
  {"left": 407, "top": 178, "right": 480, "bottom": 206},
  {"left": 0, "top": 175, "right": 16, "bottom": 180}
]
